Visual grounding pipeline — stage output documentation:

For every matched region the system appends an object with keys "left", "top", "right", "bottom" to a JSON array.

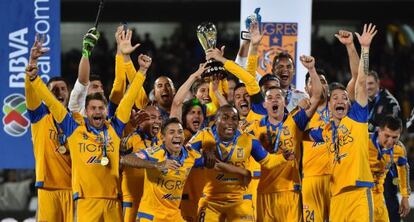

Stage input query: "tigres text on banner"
[
  {"left": 0, "top": 0, "right": 60, "bottom": 168},
  {"left": 241, "top": 0, "right": 312, "bottom": 91}
]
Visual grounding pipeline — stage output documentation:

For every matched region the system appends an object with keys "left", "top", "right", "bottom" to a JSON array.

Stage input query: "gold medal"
[
  {"left": 392, "top": 177, "right": 399, "bottom": 186},
  {"left": 58, "top": 145, "right": 67, "bottom": 154},
  {"left": 101, "top": 156, "right": 109, "bottom": 166}
]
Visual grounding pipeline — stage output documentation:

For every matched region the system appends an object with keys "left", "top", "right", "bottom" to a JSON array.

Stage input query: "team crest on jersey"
[
  {"left": 236, "top": 147, "right": 244, "bottom": 159},
  {"left": 146, "top": 146, "right": 161, "bottom": 155},
  {"left": 282, "top": 126, "right": 290, "bottom": 136},
  {"left": 83, "top": 132, "right": 88, "bottom": 140},
  {"left": 185, "top": 167, "right": 191, "bottom": 176}
]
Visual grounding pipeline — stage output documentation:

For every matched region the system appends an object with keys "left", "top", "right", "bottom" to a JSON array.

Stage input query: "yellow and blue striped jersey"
[
  {"left": 25, "top": 76, "right": 71, "bottom": 190},
  {"left": 189, "top": 126, "right": 288, "bottom": 202},
  {"left": 30, "top": 71, "right": 145, "bottom": 199},
  {"left": 136, "top": 146, "right": 202, "bottom": 221},
  {"left": 248, "top": 109, "right": 309, "bottom": 193},
  {"left": 302, "top": 108, "right": 332, "bottom": 178},
  {"left": 121, "top": 130, "right": 162, "bottom": 206},
  {"left": 368, "top": 132, "right": 411, "bottom": 197},
  {"left": 310, "top": 102, "right": 374, "bottom": 196}
]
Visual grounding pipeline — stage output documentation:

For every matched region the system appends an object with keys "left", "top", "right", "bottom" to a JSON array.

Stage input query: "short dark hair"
[
  {"left": 161, "top": 117, "right": 182, "bottom": 135},
  {"left": 368, "top": 70, "right": 379, "bottom": 82},
  {"left": 259, "top": 74, "right": 280, "bottom": 87},
  {"left": 329, "top": 82, "right": 346, "bottom": 92},
  {"left": 264, "top": 86, "right": 285, "bottom": 97},
  {"left": 47, "top": 76, "right": 69, "bottom": 88},
  {"left": 90, "top": 74, "right": 102, "bottom": 83},
  {"left": 305, "top": 69, "right": 327, "bottom": 85},
  {"left": 191, "top": 79, "right": 208, "bottom": 96},
  {"left": 234, "top": 82, "right": 246, "bottom": 92},
  {"left": 85, "top": 92, "right": 108, "bottom": 108},
  {"left": 272, "top": 51, "right": 294, "bottom": 68},
  {"left": 215, "top": 104, "right": 239, "bottom": 120},
  {"left": 379, "top": 115, "right": 403, "bottom": 131}
]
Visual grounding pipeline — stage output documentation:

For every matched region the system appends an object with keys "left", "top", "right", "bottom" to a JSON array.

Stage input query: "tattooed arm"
[{"left": 355, "top": 23, "right": 377, "bottom": 107}]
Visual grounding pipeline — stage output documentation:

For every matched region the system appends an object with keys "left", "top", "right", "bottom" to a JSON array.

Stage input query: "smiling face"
[
  {"left": 233, "top": 86, "right": 250, "bottom": 118},
  {"left": 154, "top": 76, "right": 175, "bottom": 109},
  {"left": 162, "top": 122, "right": 185, "bottom": 154},
  {"left": 140, "top": 106, "right": 162, "bottom": 137},
  {"left": 378, "top": 126, "right": 401, "bottom": 149},
  {"left": 48, "top": 80, "right": 69, "bottom": 107},
  {"left": 85, "top": 99, "right": 108, "bottom": 129},
  {"left": 263, "top": 88, "right": 285, "bottom": 119},
  {"left": 185, "top": 106, "right": 204, "bottom": 133},
  {"left": 195, "top": 82, "right": 211, "bottom": 104},
  {"left": 272, "top": 57, "right": 294, "bottom": 89},
  {"left": 329, "top": 89, "right": 350, "bottom": 121},
  {"left": 216, "top": 106, "right": 239, "bottom": 142}
]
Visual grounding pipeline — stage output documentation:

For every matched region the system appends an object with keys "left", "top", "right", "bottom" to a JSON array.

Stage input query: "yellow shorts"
[
  {"left": 197, "top": 195, "right": 254, "bottom": 222},
  {"left": 373, "top": 192, "right": 389, "bottom": 222},
  {"left": 330, "top": 187, "right": 374, "bottom": 222},
  {"left": 180, "top": 168, "right": 206, "bottom": 222},
  {"left": 37, "top": 188, "right": 73, "bottom": 222},
  {"left": 301, "top": 175, "right": 331, "bottom": 222},
  {"left": 136, "top": 211, "right": 185, "bottom": 222},
  {"left": 257, "top": 191, "right": 302, "bottom": 222},
  {"left": 74, "top": 198, "right": 122, "bottom": 222}
]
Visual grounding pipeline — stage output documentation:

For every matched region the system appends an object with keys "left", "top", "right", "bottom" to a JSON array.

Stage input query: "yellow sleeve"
[
  {"left": 395, "top": 143, "right": 411, "bottom": 197},
  {"left": 25, "top": 75, "right": 41, "bottom": 110},
  {"left": 109, "top": 54, "right": 127, "bottom": 105},
  {"left": 30, "top": 76, "right": 68, "bottom": 123},
  {"left": 223, "top": 60, "right": 260, "bottom": 95},
  {"left": 124, "top": 60, "right": 148, "bottom": 109},
  {"left": 115, "top": 71, "right": 146, "bottom": 124},
  {"left": 258, "top": 153, "right": 287, "bottom": 169},
  {"left": 246, "top": 54, "right": 259, "bottom": 77}
]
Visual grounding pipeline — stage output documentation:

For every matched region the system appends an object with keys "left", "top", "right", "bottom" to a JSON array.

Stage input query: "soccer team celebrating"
[{"left": 25, "top": 14, "right": 411, "bottom": 222}]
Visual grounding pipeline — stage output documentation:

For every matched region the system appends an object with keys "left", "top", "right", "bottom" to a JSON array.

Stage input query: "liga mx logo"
[
  {"left": 258, "top": 22, "right": 298, "bottom": 76},
  {"left": 2, "top": 94, "right": 30, "bottom": 137}
]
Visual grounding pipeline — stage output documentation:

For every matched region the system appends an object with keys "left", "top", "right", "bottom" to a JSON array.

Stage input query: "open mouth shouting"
[
  {"left": 152, "top": 123, "right": 160, "bottom": 136},
  {"left": 239, "top": 101, "right": 250, "bottom": 112},
  {"left": 171, "top": 137, "right": 183, "bottom": 149},
  {"left": 333, "top": 103, "right": 347, "bottom": 118},
  {"left": 91, "top": 115, "right": 104, "bottom": 128}
]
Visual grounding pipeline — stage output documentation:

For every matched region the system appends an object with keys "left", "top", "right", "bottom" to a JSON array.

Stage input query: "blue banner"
[{"left": 0, "top": 0, "right": 60, "bottom": 168}]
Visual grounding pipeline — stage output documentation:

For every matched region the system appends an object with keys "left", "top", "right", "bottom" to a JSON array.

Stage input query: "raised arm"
[
  {"left": 25, "top": 36, "right": 45, "bottom": 111},
  {"left": 245, "top": 21, "right": 263, "bottom": 77},
  {"left": 26, "top": 35, "right": 77, "bottom": 137},
  {"left": 335, "top": 30, "right": 359, "bottom": 101},
  {"left": 299, "top": 55, "right": 322, "bottom": 117},
  {"left": 206, "top": 48, "right": 260, "bottom": 96},
  {"left": 170, "top": 64, "right": 205, "bottom": 121},
  {"left": 68, "top": 28, "right": 99, "bottom": 113},
  {"left": 355, "top": 23, "right": 377, "bottom": 107}
]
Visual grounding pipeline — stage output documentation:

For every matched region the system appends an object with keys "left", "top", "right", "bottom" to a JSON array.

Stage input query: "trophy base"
[{"left": 202, "top": 60, "right": 227, "bottom": 81}]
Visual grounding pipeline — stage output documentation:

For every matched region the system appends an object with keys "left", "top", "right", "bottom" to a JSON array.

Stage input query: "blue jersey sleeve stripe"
[
  {"left": 251, "top": 139, "right": 268, "bottom": 162},
  {"left": 27, "top": 103, "right": 48, "bottom": 124},
  {"left": 137, "top": 212, "right": 154, "bottom": 220},
  {"left": 191, "top": 141, "right": 202, "bottom": 152},
  {"left": 397, "top": 157, "right": 408, "bottom": 166},
  {"left": 292, "top": 108, "right": 310, "bottom": 131},
  {"left": 251, "top": 102, "right": 267, "bottom": 115},
  {"left": 58, "top": 114, "right": 78, "bottom": 138},
  {"left": 108, "top": 101, "right": 118, "bottom": 119},
  {"left": 348, "top": 102, "right": 368, "bottom": 123},
  {"left": 111, "top": 117, "right": 126, "bottom": 138},
  {"left": 309, "top": 128, "right": 324, "bottom": 143},
  {"left": 193, "top": 157, "right": 204, "bottom": 168},
  {"left": 122, "top": 202, "right": 133, "bottom": 208}
]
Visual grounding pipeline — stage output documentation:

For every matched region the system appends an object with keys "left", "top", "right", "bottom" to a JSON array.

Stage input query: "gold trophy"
[{"left": 197, "top": 22, "right": 226, "bottom": 81}]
